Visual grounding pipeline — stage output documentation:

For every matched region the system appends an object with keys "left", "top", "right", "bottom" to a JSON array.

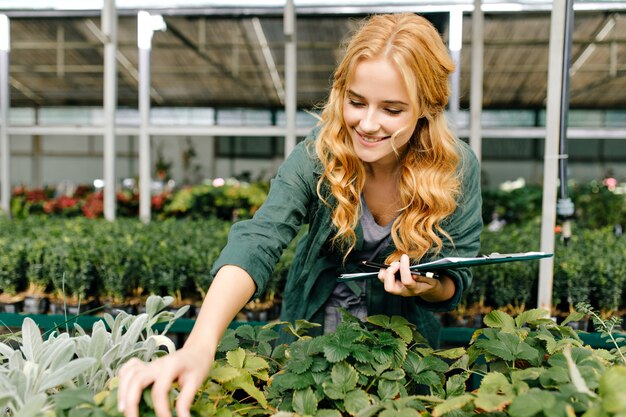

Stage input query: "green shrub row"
[
  {"left": 1, "top": 216, "right": 625, "bottom": 314},
  {"left": 482, "top": 180, "right": 626, "bottom": 228},
  {"left": 468, "top": 219, "right": 626, "bottom": 315},
  {"left": 0, "top": 217, "right": 232, "bottom": 305}
]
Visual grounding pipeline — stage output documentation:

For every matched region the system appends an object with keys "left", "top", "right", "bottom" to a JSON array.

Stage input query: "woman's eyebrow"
[{"left": 346, "top": 89, "right": 408, "bottom": 106}]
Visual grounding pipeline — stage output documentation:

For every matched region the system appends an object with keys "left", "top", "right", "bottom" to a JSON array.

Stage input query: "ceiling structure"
[{"left": 2, "top": 3, "right": 626, "bottom": 111}]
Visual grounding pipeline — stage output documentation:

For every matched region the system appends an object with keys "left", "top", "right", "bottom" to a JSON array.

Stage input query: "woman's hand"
[
  {"left": 117, "top": 346, "right": 213, "bottom": 417},
  {"left": 378, "top": 254, "right": 455, "bottom": 302}
]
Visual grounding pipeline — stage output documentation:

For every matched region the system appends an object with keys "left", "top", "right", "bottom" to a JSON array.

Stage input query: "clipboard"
[{"left": 337, "top": 251, "right": 553, "bottom": 282}]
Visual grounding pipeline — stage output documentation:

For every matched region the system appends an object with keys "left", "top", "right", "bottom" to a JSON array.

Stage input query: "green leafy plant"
[{"left": 573, "top": 302, "right": 626, "bottom": 365}]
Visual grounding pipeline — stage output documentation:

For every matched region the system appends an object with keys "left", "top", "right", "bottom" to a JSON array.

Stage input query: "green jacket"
[{"left": 211, "top": 132, "right": 483, "bottom": 347}]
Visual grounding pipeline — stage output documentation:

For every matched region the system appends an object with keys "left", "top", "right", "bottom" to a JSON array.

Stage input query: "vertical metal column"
[
  {"left": 448, "top": 8, "right": 463, "bottom": 127},
  {"left": 470, "top": 0, "right": 483, "bottom": 162},
  {"left": 138, "top": 11, "right": 152, "bottom": 224},
  {"left": 283, "top": 0, "right": 297, "bottom": 157},
  {"left": 0, "top": 15, "right": 10, "bottom": 217},
  {"left": 103, "top": 0, "right": 118, "bottom": 221},
  {"left": 538, "top": 1, "right": 568, "bottom": 312}
]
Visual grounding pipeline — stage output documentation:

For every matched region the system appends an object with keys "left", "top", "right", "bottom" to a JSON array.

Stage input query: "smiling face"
[{"left": 342, "top": 57, "right": 418, "bottom": 169}]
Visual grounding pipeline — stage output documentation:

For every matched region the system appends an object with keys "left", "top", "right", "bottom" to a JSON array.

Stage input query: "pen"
[{"left": 360, "top": 260, "right": 440, "bottom": 279}]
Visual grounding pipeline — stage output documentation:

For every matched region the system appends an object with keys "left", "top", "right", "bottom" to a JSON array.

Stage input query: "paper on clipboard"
[{"left": 337, "top": 251, "right": 553, "bottom": 281}]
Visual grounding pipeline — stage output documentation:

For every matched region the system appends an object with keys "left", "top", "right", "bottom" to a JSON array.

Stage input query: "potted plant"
[{"left": 0, "top": 240, "right": 28, "bottom": 313}]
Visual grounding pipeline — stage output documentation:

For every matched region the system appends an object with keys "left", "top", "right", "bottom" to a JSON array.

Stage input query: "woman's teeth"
[{"left": 362, "top": 135, "right": 387, "bottom": 143}]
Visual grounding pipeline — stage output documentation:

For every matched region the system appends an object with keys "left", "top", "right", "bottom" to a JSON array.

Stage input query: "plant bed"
[{"left": 2, "top": 300, "right": 626, "bottom": 417}]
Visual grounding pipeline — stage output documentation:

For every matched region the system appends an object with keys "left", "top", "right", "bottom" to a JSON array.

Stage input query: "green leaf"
[
  {"left": 272, "top": 371, "right": 315, "bottom": 390},
  {"left": 433, "top": 347, "right": 466, "bottom": 360},
  {"left": 323, "top": 383, "right": 346, "bottom": 400},
  {"left": 14, "top": 393, "right": 47, "bottom": 417},
  {"left": 563, "top": 346, "right": 594, "bottom": 396},
  {"left": 293, "top": 388, "right": 318, "bottom": 416},
  {"left": 380, "top": 408, "right": 420, "bottom": 417},
  {"left": 479, "top": 372, "right": 512, "bottom": 394},
  {"left": 351, "top": 345, "right": 373, "bottom": 363},
  {"left": 432, "top": 393, "right": 474, "bottom": 417},
  {"left": 316, "top": 410, "right": 342, "bottom": 417},
  {"left": 446, "top": 374, "right": 469, "bottom": 398},
  {"left": 237, "top": 380, "right": 268, "bottom": 408},
  {"left": 483, "top": 310, "right": 516, "bottom": 331},
  {"left": 381, "top": 369, "right": 405, "bottom": 381},
  {"left": 286, "top": 320, "right": 322, "bottom": 338},
  {"left": 561, "top": 311, "right": 586, "bottom": 327},
  {"left": 244, "top": 355, "right": 270, "bottom": 373},
  {"left": 235, "top": 325, "right": 257, "bottom": 341},
  {"left": 474, "top": 392, "right": 512, "bottom": 412},
  {"left": 41, "top": 357, "right": 97, "bottom": 391},
  {"left": 257, "top": 328, "right": 280, "bottom": 343},
  {"left": 413, "top": 370, "right": 442, "bottom": 387},
  {"left": 226, "top": 348, "right": 246, "bottom": 369},
  {"left": 21, "top": 317, "right": 43, "bottom": 362},
  {"left": 367, "top": 315, "right": 391, "bottom": 328},
  {"left": 323, "top": 339, "right": 351, "bottom": 363},
  {"left": 331, "top": 361, "right": 358, "bottom": 391},
  {"left": 354, "top": 404, "right": 385, "bottom": 417},
  {"left": 474, "top": 332, "right": 538, "bottom": 362},
  {"left": 54, "top": 387, "right": 94, "bottom": 409},
  {"left": 508, "top": 389, "right": 556, "bottom": 417},
  {"left": 377, "top": 379, "right": 401, "bottom": 401},
  {"left": 344, "top": 389, "right": 371, "bottom": 416},
  {"left": 210, "top": 365, "right": 241, "bottom": 383},
  {"left": 389, "top": 316, "right": 414, "bottom": 343},
  {"left": 515, "top": 309, "right": 550, "bottom": 327},
  {"left": 310, "top": 357, "right": 329, "bottom": 373},
  {"left": 599, "top": 366, "right": 626, "bottom": 413}
]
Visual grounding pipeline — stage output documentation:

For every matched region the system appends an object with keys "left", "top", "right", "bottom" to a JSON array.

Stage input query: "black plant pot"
[
  {"left": 49, "top": 299, "right": 99, "bottom": 316},
  {"left": 245, "top": 308, "right": 269, "bottom": 322},
  {"left": 0, "top": 300, "right": 23, "bottom": 314},
  {"left": 22, "top": 295, "right": 50, "bottom": 314},
  {"left": 103, "top": 303, "right": 137, "bottom": 316}
]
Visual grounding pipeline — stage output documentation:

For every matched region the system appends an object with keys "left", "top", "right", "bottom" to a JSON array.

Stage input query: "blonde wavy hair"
[{"left": 315, "top": 13, "right": 461, "bottom": 264}]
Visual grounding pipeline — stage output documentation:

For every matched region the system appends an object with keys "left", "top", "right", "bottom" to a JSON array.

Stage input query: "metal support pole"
[
  {"left": 470, "top": 0, "right": 483, "bottom": 163},
  {"left": 538, "top": 0, "right": 568, "bottom": 313},
  {"left": 448, "top": 8, "right": 463, "bottom": 128},
  {"left": 137, "top": 11, "right": 166, "bottom": 224},
  {"left": 138, "top": 42, "right": 151, "bottom": 223},
  {"left": 557, "top": 0, "right": 575, "bottom": 244},
  {"left": 0, "top": 15, "right": 10, "bottom": 217},
  {"left": 283, "top": 0, "right": 297, "bottom": 157},
  {"left": 103, "top": 0, "right": 118, "bottom": 221}
]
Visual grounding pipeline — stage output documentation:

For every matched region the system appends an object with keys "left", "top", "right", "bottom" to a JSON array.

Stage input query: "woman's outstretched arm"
[{"left": 117, "top": 265, "right": 256, "bottom": 417}]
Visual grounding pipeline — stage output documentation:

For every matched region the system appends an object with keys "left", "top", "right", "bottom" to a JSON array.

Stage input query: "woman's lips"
[{"left": 356, "top": 130, "right": 390, "bottom": 144}]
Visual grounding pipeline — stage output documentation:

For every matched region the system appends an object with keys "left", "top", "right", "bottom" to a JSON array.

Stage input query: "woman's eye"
[
  {"left": 348, "top": 99, "right": 365, "bottom": 107},
  {"left": 385, "top": 108, "right": 402, "bottom": 115}
]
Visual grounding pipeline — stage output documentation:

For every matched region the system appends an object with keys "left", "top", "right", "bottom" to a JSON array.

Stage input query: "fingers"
[
  {"left": 118, "top": 358, "right": 152, "bottom": 417},
  {"left": 151, "top": 374, "right": 175, "bottom": 417},
  {"left": 175, "top": 379, "right": 201, "bottom": 417},
  {"left": 118, "top": 357, "right": 175, "bottom": 417},
  {"left": 398, "top": 254, "right": 414, "bottom": 285},
  {"left": 377, "top": 254, "right": 437, "bottom": 296}
]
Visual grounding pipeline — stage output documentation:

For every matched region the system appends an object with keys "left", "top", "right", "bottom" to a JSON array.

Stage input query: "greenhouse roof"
[{"left": 1, "top": 1, "right": 626, "bottom": 110}]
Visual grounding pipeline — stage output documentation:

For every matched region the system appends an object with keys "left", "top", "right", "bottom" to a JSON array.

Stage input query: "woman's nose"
[{"left": 359, "top": 109, "right": 380, "bottom": 133}]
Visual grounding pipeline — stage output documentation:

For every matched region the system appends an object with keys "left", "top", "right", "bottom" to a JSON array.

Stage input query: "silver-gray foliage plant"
[{"left": 0, "top": 295, "right": 188, "bottom": 417}]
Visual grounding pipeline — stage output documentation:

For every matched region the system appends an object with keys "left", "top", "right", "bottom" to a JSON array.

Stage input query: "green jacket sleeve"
[
  {"left": 210, "top": 140, "right": 319, "bottom": 300},
  {"left": 414, "top": 140, "right": 483, "bottom": 312}
]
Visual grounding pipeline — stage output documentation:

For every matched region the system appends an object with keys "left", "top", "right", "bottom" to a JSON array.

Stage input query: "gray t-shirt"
[{"left": 323, "top": 196, "right": 395, "bottom": 333}]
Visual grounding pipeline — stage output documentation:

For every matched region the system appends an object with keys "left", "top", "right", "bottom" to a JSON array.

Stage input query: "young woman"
[{"left": 118, "top": 13, "right": 482, "bottom": 417}]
